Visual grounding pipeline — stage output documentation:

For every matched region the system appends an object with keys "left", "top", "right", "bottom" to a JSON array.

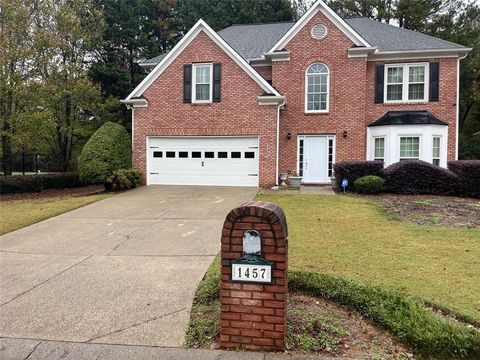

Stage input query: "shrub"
[
  {"left": 0, "top": 175, "right": 44, "bottom": 194},
  {"left": 40, "top": 172, "right": 82, "bottom": 189},
  {"left": 354, "top": 175, "right": 384, "bottom": 194},
  {"left": 333, "top": 161, "right": 384, "bottom": 191},
  {"left": 0, "top": 172, "right": 82, "bottom": 194},
  {"left": 383, "top": 160, "right": 459, "bottom": 195},
  {"left": 78, "top": 122, "right": 131, "bottom": 185},
  {"left": 104, "top": 169, "right": 143, "bottom": 191},
  {"left": 448, "top": 160, "right": 480, "bottom": 198}
]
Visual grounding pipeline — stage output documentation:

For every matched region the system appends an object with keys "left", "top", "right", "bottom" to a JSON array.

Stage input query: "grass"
[
  {"left": 186, "top": 257, "right": 480, "bottom": 359},
  {"left": 0, "top": 194, "right": 110, "bottom": 235},
  {"left": 255, "top": 194, "right": 480, "bottom": 324}
]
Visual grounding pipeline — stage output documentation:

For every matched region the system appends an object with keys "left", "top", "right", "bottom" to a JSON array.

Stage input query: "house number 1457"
[{"left": 231, "top": 264, "right": 272, "bottom": 283}]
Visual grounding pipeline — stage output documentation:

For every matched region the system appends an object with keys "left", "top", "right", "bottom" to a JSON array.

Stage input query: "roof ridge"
[
  {"left": 223, "top": 21, "right": 295, "bottom": 28},
  {"left": 346, "top": 17, "right": 465, "bottom": 48}
]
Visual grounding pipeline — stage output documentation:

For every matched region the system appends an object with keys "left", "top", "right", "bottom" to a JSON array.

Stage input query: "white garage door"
[{"left": 147, "top": 137, "right": 259, "bottom": 187}]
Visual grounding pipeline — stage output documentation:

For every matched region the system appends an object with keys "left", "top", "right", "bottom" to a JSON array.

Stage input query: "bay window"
[
  {"left": 399, "top": 136, "right": 420, "bottom": 160},
  {"left": 432, "top": 136, "right": 441, "bottom": 166}
]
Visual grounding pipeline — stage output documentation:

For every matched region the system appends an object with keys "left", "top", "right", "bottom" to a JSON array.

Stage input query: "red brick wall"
[
  {"left": 271, "top": 11, "right": 459, "bottom": 174},
  {"left": 366, "top": 58, "right": 458, "bottom": 160},
  {"left": 272, "top": 11, "right": 368, "bottom": 174},
  {"left": 220, "top": 202, "right": 288, "bottom": 351},
  {"left": 252, "top": 65, "right": 272, "bottom": 81},
  {"left": 133, "top": 31, "right": 278, "bottom": 187}
]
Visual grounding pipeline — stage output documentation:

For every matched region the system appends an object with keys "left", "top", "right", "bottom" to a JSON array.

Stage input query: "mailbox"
[{"left": 220, "top": 201, "right": 288, "bottom": 352}]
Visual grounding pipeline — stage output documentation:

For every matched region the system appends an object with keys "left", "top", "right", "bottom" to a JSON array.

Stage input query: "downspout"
[
  {"left": 456, "top": 54, "right": 468, "bottom": 160},
  {"left": 275, "top": 99, "right": 286, "bottom": 187}
]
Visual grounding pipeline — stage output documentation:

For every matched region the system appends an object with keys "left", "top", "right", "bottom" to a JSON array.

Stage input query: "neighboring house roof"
[
  {"left": 217, "top": 22, "right": 295, "bottom": 60},
  {"left": 124, "top": 19, "right": 282, "bottom": 104},
  {"left": 368, "top": 110, "right": 448, "bottom": 127},
  {"left": 345, "top": 17, "right": 467, "bottom": 52}
]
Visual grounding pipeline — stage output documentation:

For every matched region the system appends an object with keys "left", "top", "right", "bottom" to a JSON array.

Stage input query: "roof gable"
[
  {"left": 125, "top": 19, "right": 280, "bottom": 102},
  {"left": 269, "top": 0, "right": 371, "bottom": 52}
]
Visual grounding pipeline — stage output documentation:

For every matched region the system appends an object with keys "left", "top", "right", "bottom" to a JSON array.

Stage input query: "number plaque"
[{"left": 231, "top": 256, "right": 272, "bottom": 284}]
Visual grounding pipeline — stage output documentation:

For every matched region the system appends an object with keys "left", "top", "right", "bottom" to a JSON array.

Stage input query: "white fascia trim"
[
  {"left": 368, "top": 48, "right": 472, "bottom": 61},
  {"left": 257, "top": 95, "right": 286, "bottom": 106},
  {"left": 264, "top": 51, "right": 291, "bottom": 61},
  {"left": 269, "top": 0, "right": 370, "bottom": 52},
  {"left": 125, "top": 19, "right": 280, "bottom": 101},
  {"left": 348, "top": 47, "right": 377, "bottom": 58},
  {"left": 120, "top": 99, "right": 148, "bottom": 107}
]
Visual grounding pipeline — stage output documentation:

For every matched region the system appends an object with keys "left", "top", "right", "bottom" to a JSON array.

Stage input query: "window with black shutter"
[
  {"left": 183, "top": 64, "right": 192, "bottom": 103},
  {"left": 429, "top": 62, "right": 439, "bottom": 102}
]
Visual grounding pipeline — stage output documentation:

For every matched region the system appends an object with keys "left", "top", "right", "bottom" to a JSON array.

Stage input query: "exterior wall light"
[
  {"left": 287, "top": 132, "right": 292, "bottom": 140},
  {"left": 343, "top": 130, "right": 348, "bottom": 138}
]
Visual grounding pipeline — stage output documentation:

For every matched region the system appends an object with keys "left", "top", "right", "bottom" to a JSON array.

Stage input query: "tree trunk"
[
  {"left": 1, "top": 133, "right": 13, "bottom": 176},
  {"left": 459, "top": 102, "right": 473, "bottom": 131}
]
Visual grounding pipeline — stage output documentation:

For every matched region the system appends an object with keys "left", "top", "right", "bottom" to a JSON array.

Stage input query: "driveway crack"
[
  {"left": 0, "top": 255, "right": 92, "bottom": 307},
  {"left": 23, "top": 340, "right": 42, "bottom": 360},
  {"left": 85, "top": 307, "right": 187, "bottom": 343}
]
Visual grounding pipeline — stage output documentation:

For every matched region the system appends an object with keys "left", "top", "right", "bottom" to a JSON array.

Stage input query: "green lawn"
[
  {"left": 0, "top": 194, "right": 110, "bottom": 235},
  {"left": 256, "top": 194, "right": 480, "bottom": 323}
]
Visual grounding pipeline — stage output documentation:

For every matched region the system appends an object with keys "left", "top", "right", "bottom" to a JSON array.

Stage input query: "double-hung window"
[
  {"left": 305, "top": 63, "right": 329, "bottom": 112},
  {"left": 432, "top": 136, "right": 441, "bottom": 166},
  {"left": 385, "top": 63, "right": 428, "bottom": 103},
  {"left": 373, "top": 137, "right": 385, "bottom": 161},
  {"left": 192, "top": 63, "right": 212, "bottom": 103},
  {"left": 399, "top": 136, "right": 420, "bottom": 160}
]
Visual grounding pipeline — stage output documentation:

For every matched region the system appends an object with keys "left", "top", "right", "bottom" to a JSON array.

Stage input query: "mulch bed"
[
  {"left": 0, "top": 185, "right": 105, "bottom": 201},
  {"left": 376, "top": 194, "right": 480, "bottom": 228}
]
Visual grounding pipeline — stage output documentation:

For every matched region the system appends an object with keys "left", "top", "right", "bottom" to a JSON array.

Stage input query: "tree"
[
  {"left": 0, "top": 0, "right": 38, "bottom": 175},
  {"left": 326, "top": 0, "right": 395, "bottom": 22},
  {"left": 35, "top": 0, "right": 105, "bottom": 171}
]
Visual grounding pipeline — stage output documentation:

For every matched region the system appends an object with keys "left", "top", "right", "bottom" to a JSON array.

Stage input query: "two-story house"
[{"left": 122, "top": 0, "right": 471, "bottom": 187}]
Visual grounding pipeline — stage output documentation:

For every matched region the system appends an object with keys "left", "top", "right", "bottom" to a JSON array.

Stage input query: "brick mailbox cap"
[{"left": 225, "top": 201, "right": 288, "bottom": 238}]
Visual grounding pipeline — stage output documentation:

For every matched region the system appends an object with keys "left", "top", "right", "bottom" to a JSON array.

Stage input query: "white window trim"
[
  {"left": 432, "top": 135, "right": 442, "bottom": 165},
  {"left": 373, "top": 136, "right": 386, "bottom": 161},
  {"left": 192, "top": 63, "right": 213, "bottom": 103},
  {"left": 305, "top": 63, "right": 330, "bottom": 114},
  {"left": 384, "top": 63, "right": 429, "bottom": 104},
  {"left": 399, "top": 135, "right": 422, "bottom": 160}
]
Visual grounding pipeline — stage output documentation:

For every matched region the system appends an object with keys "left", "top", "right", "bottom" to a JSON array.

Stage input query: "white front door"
[
  {"left": 147, "top": 136, "right": 259, "bottom": 187},
  {"left": 299, "top": 135, "right": 335, "bottom": 184}
]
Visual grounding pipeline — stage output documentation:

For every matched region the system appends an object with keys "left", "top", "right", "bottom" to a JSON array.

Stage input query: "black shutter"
[
  {"left": 183, "top": 64, "right": 192, "bottom": 103},
  {"left": 213, "top": 63, "right": 221, "bottom": 102},
  {"left": 375, "top": 65, "right": 384, "bottom": 103},
  {"left": 429, "top": 62, "right": 439, "bottom": 102}
]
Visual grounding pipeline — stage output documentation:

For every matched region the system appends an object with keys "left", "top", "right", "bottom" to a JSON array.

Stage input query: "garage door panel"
[{"left": 147, "top": 137, "right": 259, "bottom": 187}]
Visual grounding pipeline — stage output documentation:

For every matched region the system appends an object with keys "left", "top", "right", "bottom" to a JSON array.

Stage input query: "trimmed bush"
[
  {"left": 78, "top": 122, "right": 131, "bottom": 185},
  {"left": 354, "top": 175, "right": 384, "bottom": 194},
  {"left": 0, "top": 172, "right": 82, "bottom": 194},
  {"left": 448, "top": 160, "right": 480, "bottom": 198},
  {"left": 104, "top": 169, "right": 143, "bottom": 191},
  {"left": 0, "top": 175, "right": 44, "bottom": 194},
  {"left": 40, "top": 172, "right": 82, "bottom": 189},
  {"left": 333, "top": 161, "right": 384, "bottom": 191},
  {"left": 383, "top": 160, "right": 459, "bottom": 195}
]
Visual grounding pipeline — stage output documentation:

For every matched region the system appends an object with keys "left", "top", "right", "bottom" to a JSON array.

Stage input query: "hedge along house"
[{"left": 122, "top": 0, "right": 471, "bottom": 187}]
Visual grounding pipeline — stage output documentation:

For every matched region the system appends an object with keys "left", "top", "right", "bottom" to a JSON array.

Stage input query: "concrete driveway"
[{"left": 0, "top": 186, "right": 257, "bottom": 347}]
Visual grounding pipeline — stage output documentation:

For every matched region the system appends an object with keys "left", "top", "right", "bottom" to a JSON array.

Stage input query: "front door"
[{"left": 300, "top": 135, "right": 335, "bottom": 184}]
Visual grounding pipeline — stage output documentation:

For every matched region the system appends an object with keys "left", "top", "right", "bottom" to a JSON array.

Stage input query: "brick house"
[{"left": 123, "top": 0, "right": 471, "bottom": 188}]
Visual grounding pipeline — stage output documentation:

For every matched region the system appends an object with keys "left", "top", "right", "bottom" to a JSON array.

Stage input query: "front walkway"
[{"left": 0, "top": 186, "right": 257, "bottom": 348}]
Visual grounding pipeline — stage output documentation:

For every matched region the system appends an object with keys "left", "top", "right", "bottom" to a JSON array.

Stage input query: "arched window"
[{"left": 305, "top": 63, "right": 329, "bottom": 112}]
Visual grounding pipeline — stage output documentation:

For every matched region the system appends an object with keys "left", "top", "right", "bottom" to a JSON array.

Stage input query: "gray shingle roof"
[
  {"left": 368, "top": 110, "right": 448, "bottom": 127},
  {"left": 217, "top": 22, "right": 294, "bottom": 60},
  {"left": 345, "top": 17, "right": 467, "bottom": 52},
  {"left": 143, "top": 17, "right": 466, "bottom": 65}
]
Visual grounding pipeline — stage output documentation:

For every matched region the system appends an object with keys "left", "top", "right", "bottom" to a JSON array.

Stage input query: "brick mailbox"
[{"left": 220, "top": 201, "right": 288, "bottom": 351}]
